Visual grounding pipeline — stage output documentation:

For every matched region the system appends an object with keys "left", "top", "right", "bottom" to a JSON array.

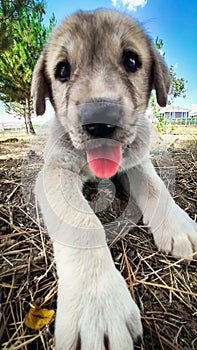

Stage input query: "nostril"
[{"left": 82, "top": 123, "right": 117, "bottom": 137}]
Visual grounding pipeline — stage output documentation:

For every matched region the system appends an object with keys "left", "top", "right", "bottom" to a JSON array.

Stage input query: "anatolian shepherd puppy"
[{"left": 31, "top": 9, "right": 197, "bottom": 350}]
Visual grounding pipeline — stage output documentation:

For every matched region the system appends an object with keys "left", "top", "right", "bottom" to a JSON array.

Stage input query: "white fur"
[
  {"left": 32, "top": 9, "right": 197, "bottom": 349},
  {"left": 36, "top": 135, "right": 197, "bottom": 349},
  {"left": 121, "top": 158, "right": 197, "bottom": 259},
  {"left": 53, "top": 243, "right": 142, "bottom": 350},
  {"left": 36, "top": 157, "right": 143, "bottom": 349}
]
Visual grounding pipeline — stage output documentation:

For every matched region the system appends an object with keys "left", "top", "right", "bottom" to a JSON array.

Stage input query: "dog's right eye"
[
  {"left": 122, "top": 51, "right": 142, "bottom": 73},
  {"left": 55, "top": 61, "right": 71, "bottom": 82}
]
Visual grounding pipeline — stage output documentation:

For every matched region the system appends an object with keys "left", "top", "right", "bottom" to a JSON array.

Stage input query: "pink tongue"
[{"left": 86, "top": 146, "right": 122, "bottom": 178}]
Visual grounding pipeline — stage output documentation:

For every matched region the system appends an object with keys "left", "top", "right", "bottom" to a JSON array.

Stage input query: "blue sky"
[
  {"left": 0, "top": 0, "right": 196, "bottom": 117},
  {"left": 43, "top": 0, "right": 197, "bottom": 109}
]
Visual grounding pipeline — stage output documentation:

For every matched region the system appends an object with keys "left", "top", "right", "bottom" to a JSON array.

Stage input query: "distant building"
[
  {"left": 189, "top": 104, "right": 197, "bottom": 118},
  {"left": 0, "top": 112, "right": 24, "bottom": 131},
  {"left": 160, "top": 106, "right": 190, "bottom": 120}
]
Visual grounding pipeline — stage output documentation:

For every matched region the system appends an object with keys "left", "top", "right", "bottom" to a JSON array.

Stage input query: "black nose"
[
  {"left": 81, "top": 99, "right": 121, "bottom": 137},
  {"left": 83, "top": 123, "right": 117, "bottom": 137}
]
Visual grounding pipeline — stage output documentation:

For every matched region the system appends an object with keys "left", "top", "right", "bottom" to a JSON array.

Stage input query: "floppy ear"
[
  {"left": 151, "top": 48, "right": 171, "bottom": 107},
  {"left": 31, "top": 51, "right": 51, "bottom": 116}
]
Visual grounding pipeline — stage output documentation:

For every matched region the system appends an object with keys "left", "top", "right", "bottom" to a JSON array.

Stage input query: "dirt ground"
[{"left": 0, "top": 126, "right": 197, "bottom": 350}]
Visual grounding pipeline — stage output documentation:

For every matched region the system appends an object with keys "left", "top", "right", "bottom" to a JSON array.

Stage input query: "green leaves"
[
  {"left": 0, "top": 0, "right": 46, "bottom": 52},
  {"left": 0, "top": 2, "right": 55, "bottom": 133},
  {"left": 169, "top": 65, "right": 187, "bottom": 103},
  {"left": 152, "top": 37, "right": 187, "bottom": 131},
  {"left": 155, "top": 36, "right": 187, "bottom": 103}
]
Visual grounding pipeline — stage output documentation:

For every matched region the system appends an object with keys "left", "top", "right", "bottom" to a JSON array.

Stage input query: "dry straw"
[{"left": 0, "top": 133, "right": 196, "bottom": 349}]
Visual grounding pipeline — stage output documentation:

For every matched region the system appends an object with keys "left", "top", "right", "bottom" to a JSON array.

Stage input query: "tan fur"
[{"left": 32, "top": 10, "right": 197, "bottom": 350}]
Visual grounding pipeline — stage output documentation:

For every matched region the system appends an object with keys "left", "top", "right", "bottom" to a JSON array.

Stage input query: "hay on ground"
[{"left": 0, "top": 132, "right": 197, "bottom": 350}]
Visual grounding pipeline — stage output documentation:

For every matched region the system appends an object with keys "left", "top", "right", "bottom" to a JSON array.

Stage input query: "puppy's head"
[{"left": 32, "top": 9, "right": 170, "bottom": 178}]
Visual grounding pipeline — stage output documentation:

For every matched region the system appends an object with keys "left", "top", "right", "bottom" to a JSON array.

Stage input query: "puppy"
[{"left": 31, "top": 9, "right": 197, "bottom": 350}]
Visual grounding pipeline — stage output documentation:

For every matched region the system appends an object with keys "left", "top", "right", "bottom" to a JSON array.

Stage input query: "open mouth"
[
  {"left": 79, "top": 101, "right": 126, "bottom": 178},
  {"left": 86, "top": 144, "right": 122, "bottom": 178},
  {"left": 82, "top": 122, "right": 122, "bottom": 178}
]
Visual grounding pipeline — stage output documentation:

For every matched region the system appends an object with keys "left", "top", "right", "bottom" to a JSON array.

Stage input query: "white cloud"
[{"left": 112, "top": 0, "right": 147, "bottom": 11}]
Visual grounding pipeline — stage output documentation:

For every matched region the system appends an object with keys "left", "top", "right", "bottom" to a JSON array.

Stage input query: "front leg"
[
  {"left": 36, "top": 164, "right": 106, "bottom": 249},
  {"left": 36, "top": 162, "right": 142, "bottom": 349},
  {"left": 120, "top": 158, "right": 197, "bottom": 259},
  {"left": 53, "top": 244, "right": 142, "bottom": 350}
]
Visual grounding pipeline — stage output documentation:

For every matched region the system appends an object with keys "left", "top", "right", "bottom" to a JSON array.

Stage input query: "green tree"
[
  {"left": 155, "top": 37, "right": 187, "bottom": 103},
  {"left": 169, "top": 65, "right": 186, "bottom": 103},
  {"left": 0, "top": 0, "right": 45, "bottom": 52},
  {"left": 0, "top": 6, "right": 55, "bottom": 134},
  {"left": 151, "top": 37, "right": 187, "bottom": 131}
]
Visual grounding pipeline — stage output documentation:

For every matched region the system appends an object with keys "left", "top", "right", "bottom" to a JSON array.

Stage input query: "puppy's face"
[{"left": 32, "top": 10, "right": 170, "bottom": 177}]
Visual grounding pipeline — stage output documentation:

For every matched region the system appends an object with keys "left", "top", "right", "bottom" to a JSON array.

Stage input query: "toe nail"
[{"left": 135, "top": 335, "right": 143, "bottom": 345}]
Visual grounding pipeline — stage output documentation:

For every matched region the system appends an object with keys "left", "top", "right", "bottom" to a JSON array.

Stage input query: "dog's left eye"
[
  {"left": 55, "top": 61, "right": 71, "bottom": 82},
  {"left": 122, "top": 51, "right": 142, "bottom": 73}
]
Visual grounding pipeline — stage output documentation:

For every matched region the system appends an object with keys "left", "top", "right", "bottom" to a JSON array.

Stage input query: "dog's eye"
[
  {"left": 122, "top": 51, "right": 141, "bottom": 73},
  {"left": 55, "top": 61, "right": 70, "bottom": 82}
]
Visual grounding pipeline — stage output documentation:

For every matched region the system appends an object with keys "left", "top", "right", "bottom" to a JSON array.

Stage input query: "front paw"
[
  {"left": 55, "top": 268, "right": 142, "bottom": 350},
  {"left": 151, "top": 204, "right": 197, "bottom": 259}
]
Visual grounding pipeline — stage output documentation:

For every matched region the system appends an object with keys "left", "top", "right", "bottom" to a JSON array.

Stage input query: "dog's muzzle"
[
  {"left": 83, "top": 123, "right": 117, "bottom": 137},
  {"left": 81, "top": 100, "right": 122, "bottom": 138}
]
